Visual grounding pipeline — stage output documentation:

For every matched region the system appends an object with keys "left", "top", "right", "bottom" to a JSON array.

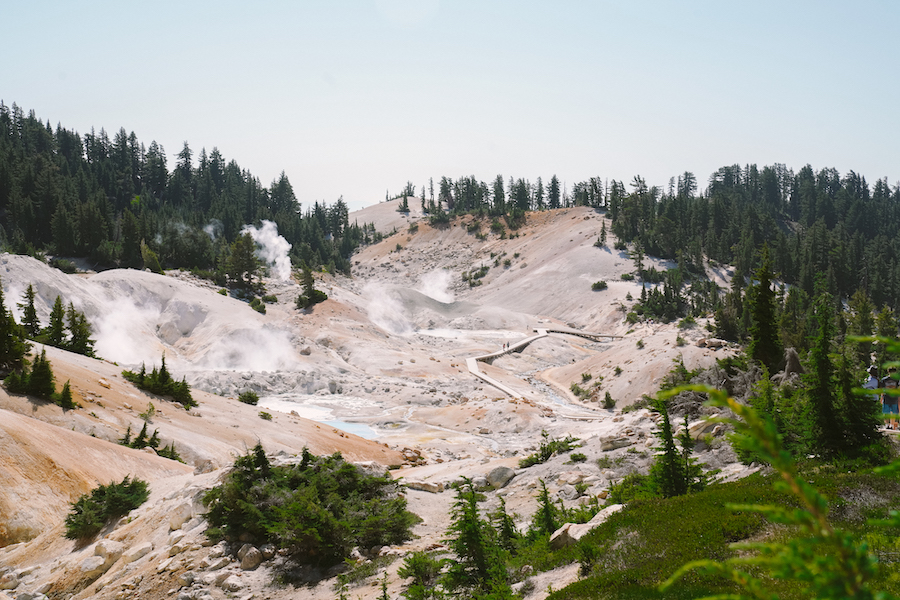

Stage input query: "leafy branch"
[{"left": 659, "top": 385, "right": 893, "bottom": 600}]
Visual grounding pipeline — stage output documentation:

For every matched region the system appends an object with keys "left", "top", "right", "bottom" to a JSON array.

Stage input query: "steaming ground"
[
  {"left": 0, "top": 203, "right": 750, "bottom": 600},
  {"left": 0, "top": 203, "right": 737, "bottom": 462}
]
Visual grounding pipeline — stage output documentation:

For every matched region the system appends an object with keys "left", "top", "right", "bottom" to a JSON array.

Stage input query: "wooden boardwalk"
[{"left": 466, "top": 328, "right": 623, "bottom": 398}]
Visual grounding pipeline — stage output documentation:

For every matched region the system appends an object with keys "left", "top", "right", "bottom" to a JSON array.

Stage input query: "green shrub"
[
  {"left": 118, "top": 422, "right": 183, "bottom": 462},
  {"left": 203, "top": 445, "right": 417, "bottom": 569},
  {"left": 570, "top": 383, "right": 589, "bottom": 399},
  {"left": 614, "top": 366, "right": 623, "bottom": 376},
  {"left": 677, "top": 316, "right": 696, "bottom": 329},
  {"left": 398, "top": 551, "right": 445, "bottom": 598},
  {"left": 122, "top": 354, "right": 196, "bottom": 409},
  {"left": 519, "top": 431, "right": 580, "bottom": 468},
  {"left": 621, "top": 273, "right": 635, "bottom": 281},
  {"left": 569, "top": 452, "right": 587, "bottom": 463},
  {"left": 51, "top": 258, "right": 78, "bottom": 274},
  {"left": 603, "top": 391, "right": 615, "bottom": 409},
  {"left": 258, "top": 411, "right": 272, "bottom": 420},
  {"left": 238, "top": 390, "right": 260, "bottom": 405},
  {"left": 249, "top": 297, "right": 266, "bottom": 314},
  {"left": 591, "top": 280, "right": 608, "bottom": 291},
  {"left": 64, "top": 476, "right": 149, "bottom": 540},
  {"left": 261, "top": 294, "right": 277, "bottom": 303}
]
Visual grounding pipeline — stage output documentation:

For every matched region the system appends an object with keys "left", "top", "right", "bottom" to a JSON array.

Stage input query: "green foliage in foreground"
[
  {"left": 550, "top": 386, "right": 900, "bottom": 600},
  {"left": 121, "top": 353, "right": 196, "bottom": 409},
  {"left": 203, "top": 445, "right": 417, "bottom": 569},
  {"left": 64, "top": 476, "right": 149, "bottom": 540}
]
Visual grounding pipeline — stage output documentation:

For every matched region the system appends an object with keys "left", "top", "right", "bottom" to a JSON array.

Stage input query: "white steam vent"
[
  {"left": 417, "top": 269, "right": 454, "bottom": 303},
  {"left": 242, "top": 220, "right": 292, "bottom": 281}
]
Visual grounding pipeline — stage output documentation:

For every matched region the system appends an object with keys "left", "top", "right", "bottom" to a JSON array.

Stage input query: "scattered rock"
[
  {"left": 240, "top": 547, "right": 262, "bottom": 571},
  {"left": 79, "top": 555, "right": 108, "bottom": 579},
  {"left": 405, "top": 480, "right": 443, "bottom": 493},
  {"left": 96, "top": 539, "right": 124, "bottom": 564},
  {"left": 221, "top": 574, "right": 245, "bottom": 592},
  {"left": 260, "top": 544, "right": 277, "bottom": 560},
  {"left": 207, "top": 543, "right": 227, "bottom": 559},
  {"left": 0, "top": 572, "right": 17, "bottom": 590},
  {"left": 600, "top": 436, "right": 631, "bottom": 451},
  {"left": 124, "top": 542, "right": 153, "bottom": 563},
  {"left": 237, "top": 544, "right": 254, "bottom": 561},
  {"left": 201, "top": 556, "right": 231, "bottom": 571},
  {"left": 487, "top": 466, "right": 515, "bottom": 489},
  {"left": 550, "top": 504, "right": 625, "bottom": 549},
  {"left": 557, "top": 484, "right": 579, "bottom": 500},
  {"left": 169, "top": 502, "right": 194, "bottom": 530}
]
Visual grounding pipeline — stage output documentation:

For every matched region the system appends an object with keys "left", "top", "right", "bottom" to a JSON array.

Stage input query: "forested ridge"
[
  {"left": 2, "top": 101, "right": 899, "bottom": 341},
  {"left": 0, "top": 102, "right": 371, "bottom": 274},
  {"left": 420, "top": 167, "right": 900, "bottom": 311}
]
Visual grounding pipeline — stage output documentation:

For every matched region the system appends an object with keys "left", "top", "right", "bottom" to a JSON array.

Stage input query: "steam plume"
[{"left": 241, "top": 220, "right": 292, "bottom": 281}]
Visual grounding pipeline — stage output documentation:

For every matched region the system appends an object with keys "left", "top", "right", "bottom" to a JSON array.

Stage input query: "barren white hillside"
[{"left": 0, "top": 204, "right": 746, "bottom": 600}]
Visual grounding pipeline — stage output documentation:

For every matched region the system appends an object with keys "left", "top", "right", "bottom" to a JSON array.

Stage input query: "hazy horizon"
[{"left": 4, "top": 1, "right": 898, "bottom": 211}]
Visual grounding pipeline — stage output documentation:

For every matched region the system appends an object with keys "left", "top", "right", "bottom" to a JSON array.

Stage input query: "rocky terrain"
[{"left": 0, "top": 202, "right": 750, "bottom": 600}]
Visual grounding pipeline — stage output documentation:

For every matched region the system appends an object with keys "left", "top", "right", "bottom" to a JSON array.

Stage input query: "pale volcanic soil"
[{"left": 0, "top": 203, "right": 750, "bottom": 600}]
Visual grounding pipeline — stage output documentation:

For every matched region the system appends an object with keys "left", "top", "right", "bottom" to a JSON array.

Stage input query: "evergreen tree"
[
  {"left": 140, "top": 240, "right": 163, "bottom": 274},
  {"left": 58, "top": 380, "right": 76, "bottom": 409},
  {"left": 65, "top": 302, "right": 96, "bottom": 357},
  {"left": 443, "top": 478, "right": 508, "bottom": 595},
  {"left": 834, "top": 349, "right": 883, "bottom": 457},
  {"left": 296, "top": 263, "right": 327, "bottom": 309},
  {"left": 548, "top": 175, "right": 561, "bottom": 209},
  {"left": 490, "top": 497, "right": 519, "bottom": 554},
  {"left": 158, "top": 353, "right": 173, "bottom": 387},
  {"left": 18, "top": 284, "right": 40, "bottom": 338},
  {"left": 874, "top": 306, "right": 899, "bottom": 375},
  {"left": 119, "top": 424, "right": 133, "bottom": 446},
  {"left": 28, "top": 348, "right": 56, "bottom": 399},
  {"left": 0, "top": 278, "right": 29, "bottom": 374},
  {"left": 528, "top": 479, "right": 560, "bottom": 539},
  {"left": 648, "top": 398, "right": 688, "bottom": 498},
  {"left": 847, "top": 290, "right": 875, "bottom": 368},
  {"left": 132, "top": 422, "right": 149, "bottom": 449},
  {"left": 227, "top": 232, "right": 260, "bottom": 290},
  {"left": 748, "top": 245, "right": 783, "bottom": 372},
  {"left": 147, "top": 428, "right": 160, "bottom": 449},
  {"left": 804, "top": 287, "right": 842, "bottom": 457},
  {"left": 45, "top": 296, "right": 66, "bottom": 347}
]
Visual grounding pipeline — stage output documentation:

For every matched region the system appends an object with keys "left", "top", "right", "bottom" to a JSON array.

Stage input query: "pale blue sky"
[{"left": 4, "top": 1, "right": 898, "bottom": 211}]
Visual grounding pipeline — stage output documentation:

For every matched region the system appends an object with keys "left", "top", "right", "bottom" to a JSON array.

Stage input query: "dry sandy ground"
[{"left": 0, "top": 202, "right": 745, "bottom": 600}]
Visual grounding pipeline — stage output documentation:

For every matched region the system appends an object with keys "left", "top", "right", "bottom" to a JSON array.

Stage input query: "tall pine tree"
[{"left": 748, "top": 245, "right": 783, "bottom": 372}]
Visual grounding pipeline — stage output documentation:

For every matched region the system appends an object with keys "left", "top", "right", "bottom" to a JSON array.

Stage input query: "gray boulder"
[
  {"left": 486, "top": 466, "right": 515, "bottom": 489},
  {"left": 550, "top": 504, "right": 625, "bottom": 549}
]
